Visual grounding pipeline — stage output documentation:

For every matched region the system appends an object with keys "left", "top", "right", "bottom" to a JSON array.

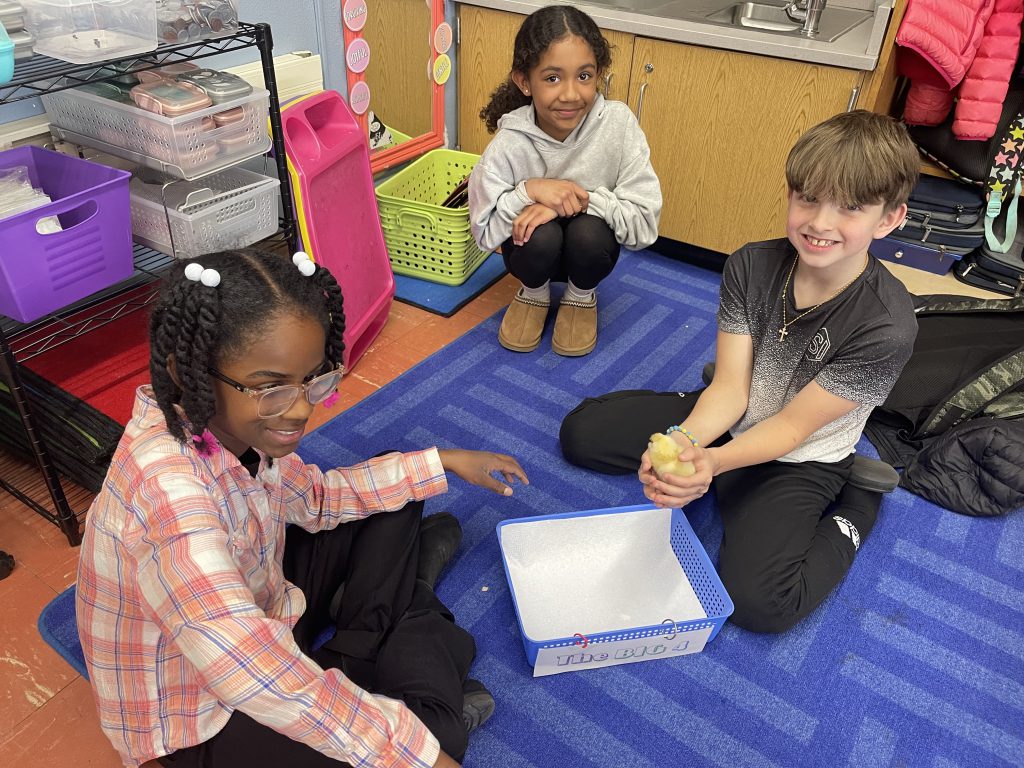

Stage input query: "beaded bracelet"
[{"left": 666, "top": 424, "right": 699, "bottom": 447}]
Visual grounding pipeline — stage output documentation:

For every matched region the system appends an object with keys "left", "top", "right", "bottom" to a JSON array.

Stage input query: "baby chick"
[{"left": 648, "top": 432, "right": 696, "bottom": 478}]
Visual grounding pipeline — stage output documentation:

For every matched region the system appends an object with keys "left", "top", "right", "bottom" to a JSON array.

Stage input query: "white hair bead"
[
  {"left": 200, "top": 268, "right": 221, "bottom": 287},
  {"left": 184, "top": 263, "right": 204, "bottom": 281},
  {"left": 297, "top": 259, "right": 316, "bottom": 276},
  {"left": 292, "top": 251, "right": 312, "bottom": 266}
]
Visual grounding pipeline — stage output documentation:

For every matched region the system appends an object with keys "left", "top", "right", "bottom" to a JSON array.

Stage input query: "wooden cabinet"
[
  {"left": 457, "top": 6, "right": 522, "bottom": 158},
  {"left": 457, "top": 5, "right": 885, "bottom": 253},
  {"left": 627, "top": 37, "right": 861, "bottom": 251}
]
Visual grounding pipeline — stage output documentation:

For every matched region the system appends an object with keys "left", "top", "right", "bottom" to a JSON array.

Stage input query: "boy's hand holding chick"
[{"left": 639, "top": 431, "right": 714, "bottom": 508}]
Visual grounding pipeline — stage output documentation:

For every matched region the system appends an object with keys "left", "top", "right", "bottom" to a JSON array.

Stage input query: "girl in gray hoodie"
[{"left": 468, "top": 5, "right": 662, "bottom": 357}]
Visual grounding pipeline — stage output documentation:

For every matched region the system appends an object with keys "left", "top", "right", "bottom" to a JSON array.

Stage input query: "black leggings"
[
  {"left": 159, "top": 501, "right": 475, "bottom": 767},
  {"left": 560, "top": 389, "right": 879, "bottom": 634},
  {"left": 501, "top": 213, "right": 619, "bottom": 290}
]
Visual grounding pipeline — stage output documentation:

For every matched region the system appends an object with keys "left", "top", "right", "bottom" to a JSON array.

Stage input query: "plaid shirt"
[{"left": 77, "top": 387, "right": 448, "bottom": 767}]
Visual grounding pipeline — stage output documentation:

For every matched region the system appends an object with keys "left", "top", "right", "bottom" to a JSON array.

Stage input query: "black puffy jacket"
[{"left": 900, "top": 418, "right": 1024, "bottom": 517}]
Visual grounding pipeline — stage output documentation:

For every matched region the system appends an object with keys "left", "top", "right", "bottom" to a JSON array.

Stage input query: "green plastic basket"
[
  {"left": 375, "top": 148, "right": 483, "bottom": 284},
  {"left": 386, "top": 233, "right": 489, "bottom": 286},
  {"left": 375, "top": 148, "right": 478, "bottom": 234}
]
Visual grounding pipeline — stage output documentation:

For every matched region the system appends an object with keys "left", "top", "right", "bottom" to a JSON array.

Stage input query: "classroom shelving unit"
[{"left": 0, "top": 22, "right": 299, "bottom": 546}]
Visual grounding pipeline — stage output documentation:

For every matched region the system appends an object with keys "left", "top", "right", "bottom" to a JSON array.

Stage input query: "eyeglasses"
[{"left": 207, "top": 364, "right": 345, "bottom": 418}]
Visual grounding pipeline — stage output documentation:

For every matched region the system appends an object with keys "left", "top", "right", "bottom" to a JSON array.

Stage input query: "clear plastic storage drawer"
[{"left": 43, "top": 86, "right": 272, "bottom": 180}]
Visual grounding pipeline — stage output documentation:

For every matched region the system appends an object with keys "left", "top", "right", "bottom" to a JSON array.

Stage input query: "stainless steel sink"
[
  {"left": 705, "top": 2, "right": 872, "bottom": 42},
  {"left": 581, "top": 0, "right": 693, "bottom": 21}
]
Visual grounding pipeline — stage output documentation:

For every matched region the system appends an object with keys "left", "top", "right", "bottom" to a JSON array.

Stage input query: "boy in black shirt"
[{"left": 560, "top": 110, "right": 920, "bottom": 633}]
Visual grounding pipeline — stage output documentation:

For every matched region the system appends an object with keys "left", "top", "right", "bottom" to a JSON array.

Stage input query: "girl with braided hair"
[{"left": 77, "top": 248, "right": 527, "bottom": 768}]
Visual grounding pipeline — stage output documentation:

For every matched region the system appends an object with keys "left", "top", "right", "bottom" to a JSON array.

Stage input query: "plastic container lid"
[
  {"left": 176, "top": 68, "right": 252, "bottom": 104},
  {"left": 77, "top": 79, "right": 134, "bottom": 103},
  {"left": 0, "top": 2, "right": 25, "bottom": 33},
  {"left": 129, "top": 80, "right": 213, "bottom": 116},
  {"left": 10, "top": 29, "right": 33, "bottom": 60}
]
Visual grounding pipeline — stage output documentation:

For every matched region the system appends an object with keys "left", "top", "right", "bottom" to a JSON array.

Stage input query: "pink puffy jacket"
[{"left": 896, "top": 0, "right": 1023, "bottom": 140}]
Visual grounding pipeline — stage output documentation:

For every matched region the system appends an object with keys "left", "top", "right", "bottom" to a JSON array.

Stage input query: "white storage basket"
[
  {"left": 43, "top": 86, "right": 271, "bottom": 179},
  {"left": 130, "top": 167, "right": 280, "bottom": 258}
]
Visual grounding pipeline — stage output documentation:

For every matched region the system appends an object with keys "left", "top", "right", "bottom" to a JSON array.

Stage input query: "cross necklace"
[{"left": 778, "top": 255, "right": 867, "bottom": 342}]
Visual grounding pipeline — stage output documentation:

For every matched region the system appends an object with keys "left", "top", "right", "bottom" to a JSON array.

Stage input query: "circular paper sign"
[
  {"left": 342, "top": 0, "right": 367, "bottom": 32},
  {"left": 433, "top": 22, "right": 453, "bottom": 55},
  {"left": 349, "top": 81, "right": 370, "bottom": 114},
  {"left": 432, "top": 53, "right": 452, "bottom": 86},
  {"left": 346, "top": 38, "right": 371, "bottom": 74}
]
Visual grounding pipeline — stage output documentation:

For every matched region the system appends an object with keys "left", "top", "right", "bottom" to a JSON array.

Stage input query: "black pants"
[
  {"left": 501, "top": 214, "right": 619, "bottom": 290},
  {"left": 159, "top": 501, "right": 476, "bottom": 767},
  {"left": 560, "top": 389, "right": 879, "bottom": 634}
]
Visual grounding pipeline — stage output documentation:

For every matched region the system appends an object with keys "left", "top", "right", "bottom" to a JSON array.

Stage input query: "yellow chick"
[{"left": 648, "top": 432, "right": 696, "bottom": 478}]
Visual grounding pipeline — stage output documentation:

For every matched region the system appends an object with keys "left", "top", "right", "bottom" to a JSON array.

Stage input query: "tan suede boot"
[
  {"left": 552, "top": 294, "right": 597, "bottom": 356},
  {"left": 498, "top": 291, "right": 550, "bottom": 352}
]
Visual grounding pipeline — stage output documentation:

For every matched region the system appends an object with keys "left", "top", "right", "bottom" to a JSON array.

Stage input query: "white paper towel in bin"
[{"left": 501, "top": 507, "right": 706, "bottom": 640}]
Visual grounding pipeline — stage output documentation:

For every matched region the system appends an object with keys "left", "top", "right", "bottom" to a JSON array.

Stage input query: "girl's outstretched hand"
[
  {"left": 638, "top": 443, "right": 715, "bottom": 508},
  {"left": 438, "top": 449, "right": 529, "bottom": 496},
  {"left": 524, "top": 179, "right": 589, "bottom": 218},
  {"left": 525, "top": 178, "right": 589, "bottom": 217},
  {"left": 512, "top": 204, "right": 558, "bottom": 245}
]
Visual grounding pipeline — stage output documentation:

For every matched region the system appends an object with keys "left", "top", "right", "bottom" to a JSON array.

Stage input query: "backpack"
[
  {"left": 954, "top": 194, "right": 1024, "bottom": 296},
  {"left": 908, "top": 88, "right": 1024, "bottom": 186}
]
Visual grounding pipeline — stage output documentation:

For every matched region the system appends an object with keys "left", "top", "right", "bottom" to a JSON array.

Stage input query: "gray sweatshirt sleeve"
[
  {"left": 468, "top": 161, "right": 530, "bottom": 253},
  {"left": 586, "top": 121, "right": 662, "bottom": 250}
]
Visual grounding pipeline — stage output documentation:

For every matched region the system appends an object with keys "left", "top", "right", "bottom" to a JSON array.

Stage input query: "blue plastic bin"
[{"left": 497, "top": 504, "right": 733, "bottom": 675}]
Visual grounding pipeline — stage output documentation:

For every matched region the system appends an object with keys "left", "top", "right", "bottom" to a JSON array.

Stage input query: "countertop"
[{"left": 455, "top": 0, "right": 894, "bottom": 71}]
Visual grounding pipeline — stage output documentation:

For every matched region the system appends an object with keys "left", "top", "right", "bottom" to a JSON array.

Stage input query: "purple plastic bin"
[{"left": 0, "top": 146, "right": 132, "bottom": 323}]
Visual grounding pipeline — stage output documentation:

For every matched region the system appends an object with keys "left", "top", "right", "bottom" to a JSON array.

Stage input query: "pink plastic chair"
[{"left": 281, "top": 90, "right": 393, "bottom": 370}]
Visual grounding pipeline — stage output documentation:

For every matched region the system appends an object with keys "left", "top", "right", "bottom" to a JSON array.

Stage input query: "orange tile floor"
[{"left": 0, "top": 274, "right": 519, "bottom": 767}]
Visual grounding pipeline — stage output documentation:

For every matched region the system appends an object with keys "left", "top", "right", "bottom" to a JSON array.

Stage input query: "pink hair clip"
[{"left": 192, "top": 428, "right": 220, "bottom": 458}]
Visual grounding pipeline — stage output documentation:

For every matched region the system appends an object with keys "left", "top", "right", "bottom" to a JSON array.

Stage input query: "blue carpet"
[
  {"left": 300, "top": 248, "right": 1024, "bottom": 768},
  {"left": 37, "top": 249, "right": 1023, "bottom": 766},
  {"left": 393, "top": 251, "right": 506, "bottom": 317}
]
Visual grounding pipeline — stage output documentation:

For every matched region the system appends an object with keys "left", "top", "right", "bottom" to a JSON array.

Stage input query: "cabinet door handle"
[
  {"left": 846, "top": 85, "right": 860, "bottom": 112},
  {"left": 603, "top": 72, "right": 614, "bottom": 99},
  {"left": 636, "top": 81, "right": 650, "bottom": 122}
]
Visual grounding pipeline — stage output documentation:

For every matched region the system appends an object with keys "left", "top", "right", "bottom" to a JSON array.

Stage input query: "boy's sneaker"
[
  {"left": 417, "top": 512, "right": 462, "bottom": 590},
  {"left": 461, "top": 678, "right": 496, "bottom": 734},
  {"left": 847, "top": 455, "right": 900, "bottom": 493}
]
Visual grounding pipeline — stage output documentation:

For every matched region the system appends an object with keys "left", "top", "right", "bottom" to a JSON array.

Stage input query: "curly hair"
[
  {"left": 480, "top": 5, "right": 613, "bottom": 134},
  {"left": 149, "top": 248, "right": 346, "bottom": 443}
]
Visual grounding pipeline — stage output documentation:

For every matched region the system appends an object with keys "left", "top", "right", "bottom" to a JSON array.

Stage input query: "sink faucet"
[{"left": 784, "top": 0, "right": 827, "bottom": 37}]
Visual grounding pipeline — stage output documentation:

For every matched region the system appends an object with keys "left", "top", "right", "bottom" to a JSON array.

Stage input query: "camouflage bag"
[{"left": 866, "top": 294, "right": 1024, "bottom": 467}]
